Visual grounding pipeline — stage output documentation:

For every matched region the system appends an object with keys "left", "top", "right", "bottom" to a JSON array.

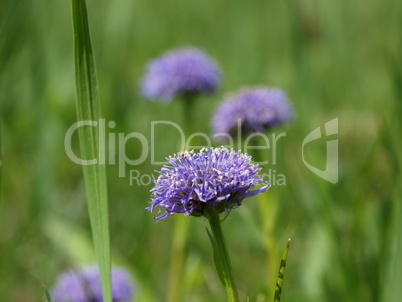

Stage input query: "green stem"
[
  {"left": 252, "top": 137, "right": 278, "bottom": 298},
  {"left": 182, "top": 94, "right": 207, "bottom": 148},
  {"left": 182, "top": 94, "right": 196, "bottom": 138},
  {"left": 258, "top": 191, "right": 278, "bottom": 297},
  {"left": 207, "top": 210, "right": 240, "bottom": 302},
  {"left": 166, "top": 95, "right": 197, "bottom": 302},
  {"left": 0, "top": 122, "right": 2, "bottom": 194},
  {"left": 167, "top": 216, "right": 189, "bottom": 302}
]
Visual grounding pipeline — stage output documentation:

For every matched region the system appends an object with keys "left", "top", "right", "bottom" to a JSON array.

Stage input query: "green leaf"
[
  {"left": 0, "top": 122, "right": 2, "bottom": 190},
  {"left": 71, "top": 1, "right": 111, "bottom": 301},
  {"left": 43, "top": 284, "right": 53, "bottom": 302},
  {"left": 382, "top": 186, "right": 402, "bottom": 302},
  {"left": 273, "top": 239, "right": 291, "bottom": 302}
]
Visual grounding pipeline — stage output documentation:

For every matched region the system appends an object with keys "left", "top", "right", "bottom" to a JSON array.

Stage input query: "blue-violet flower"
[
  {"left": 141, "top": 47, "right": 221, "bottom": 102},
  {"left": 148, "top": 147, "right": 269, "bottom": 220},
  {"left": 52, "top": 266, "right": 135, "bottom": 302},
  {"left": 213, "top": 87, "right": 293, "bottom": 137}
]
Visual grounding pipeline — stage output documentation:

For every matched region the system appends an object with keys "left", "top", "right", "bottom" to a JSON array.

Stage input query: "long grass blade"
[{"left": 71, "top": 1, "right": 111, "bottom": 301}]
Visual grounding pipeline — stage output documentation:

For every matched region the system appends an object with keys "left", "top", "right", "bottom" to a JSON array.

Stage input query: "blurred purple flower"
[
  {"left": 51, "top": 270, "right": 88, "bottom": 302},
  {"left": 213, "top": 87, "right": 294, "bottom": 137},
  {"left": 148, "top": 147, "right": 269, "bottom": 220},
  {"left": 52, "top": 266, "right": 135, "bottom": 302},
  {"left": 141, "top": 47, "right": 221, "bottom": 102}
]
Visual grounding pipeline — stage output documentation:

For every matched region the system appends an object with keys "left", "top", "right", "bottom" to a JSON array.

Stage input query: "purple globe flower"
[
  {"left": 141, "top": 47, "right": 221, "bottom": 102},
  {"left": 51, "top": 270, "right": 88, "bottom": 302},
  {"left": 52, "top": 266, "right": 135, "bottom": 302},
  {"left": 148, "top": 147, "right": 269, "bottom": 220},
  {"left": 213, "top": 87, "right": 294, "bottom": 138},
  {"left": 84, "top": 267, "right": 135, "bottom": 302}
]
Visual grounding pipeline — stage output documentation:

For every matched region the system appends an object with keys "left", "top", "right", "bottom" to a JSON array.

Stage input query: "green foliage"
[
  {"left": 44, "top": 286, "right": 53, "bottom": 302},
  {"left": 274, "top": 239, "right": 291, "bottom": 302},
  {"left": 0, "top": 0, "right": 401, "bottom": 301},
  {"left": 71, "top": 0, "right": 111, "bottom": 301}
]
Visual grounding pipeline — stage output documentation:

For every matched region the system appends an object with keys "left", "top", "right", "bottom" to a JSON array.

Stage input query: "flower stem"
[
  {"left": 252, "top": 138, "right": 279, "bottom": 298},
  {"left": 207, "top": 210, "right": 240, "bottom": 302},
  {"left": 258, "top": 190, "right": 278, "bottom": 297},
  {"left": 166, "top": 95, "right": 197, "bottom": 302},
  {"left": 167, "top": 216, "right": 189, "bottom": 302},
  {"left": 182, "top": 94, "right": 197, "bottom": 138}
]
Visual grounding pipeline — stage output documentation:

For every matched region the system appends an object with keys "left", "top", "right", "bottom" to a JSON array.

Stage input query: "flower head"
[
  {"left": 51, "top": 270, "right": 88, "bottom": 302},
  {"left": 141, "top": 47, "right": 221, "bottom": 102},
  {"left": 213, "top": 87, "right": 293, "bottom": 137},
  {"left": 148, "top": 147, "right": 269, "bottom": 220},
  {"left": 52, "top": 266, "right": 135, "bottom": 302}
]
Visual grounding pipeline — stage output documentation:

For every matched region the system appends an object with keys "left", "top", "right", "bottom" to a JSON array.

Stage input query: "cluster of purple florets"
[
  {"left": 141, "top": 48, "right": 220, "bottom": 102},
  {"left": 213, "top": 87, "right": 294, "bottom": 137},
  {"left": 52, "top": 266, "right": 134, "bottom": 302},
  {"left": 148, "top": 147, "right": 269, "bottom": 220}
]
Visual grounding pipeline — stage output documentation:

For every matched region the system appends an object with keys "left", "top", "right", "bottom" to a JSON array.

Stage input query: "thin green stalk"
[
  {"left": 182, "top": 93, "right": 205, "bottom": 147},
  {"left": 182, "top": 94, "right": 196, "bottom": 138},
  {"left": 382, "top": 182, "right": 402, "bottom": 302},
  {"left": 252, "top": 139, "right": 278, "bottom": 298},
  {"left": 166, "top": 215, "right": 189, "bottom": 302},
  {"left": 71, "top": 0, "right": 111, "bottom": 301},
  {"left": 166, "top": 95, "right": 196, "bottom": 302},
  {"left": 0, "top": 121, "right": 2, "bottom": 197},
  {"left": 258, "top": 191, "right": 278, "bottom": 297},
  {"left": 381, "top": 60, "right": 402, "bottom": 301},
  {"left": 207, "top": 209, "right": 240, "bottom": 302},
  {"left": 43, "top": 285, "right": 53, "bottom": 302},
  {"left": 273, "top": 239, "right": 291, "bottom": 302}
]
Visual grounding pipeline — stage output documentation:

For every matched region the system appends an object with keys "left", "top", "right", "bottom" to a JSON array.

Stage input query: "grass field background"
[{"left": 1, "top": 0, "right": 402, "bottom": 301}]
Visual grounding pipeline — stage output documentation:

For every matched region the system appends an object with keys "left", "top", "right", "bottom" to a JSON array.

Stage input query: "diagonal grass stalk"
[
  {"left": 44, "top": 285, "right": 53, "bottom": 302},
  {"left": 273, "top": 239, "right": 291, "bottom": 302},
  {"left": 71, "top": 0, "right": 111, "bottom": 301}
]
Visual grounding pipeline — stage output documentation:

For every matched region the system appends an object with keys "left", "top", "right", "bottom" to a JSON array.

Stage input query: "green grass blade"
[
  {"left": 0, "top": 121, "right": 2, "bottom": 195},
  {"left": 43, "top": 285, "right": 53, "bottom": 302},
  {"left": 71, "top": 1, "right": 111, "bottom": 301},
  {"left": 273, "top": 239, "right": 291, "bottom": 302},
  {"left": 382, "top": 187, "right": 402, "bottom": 302}
]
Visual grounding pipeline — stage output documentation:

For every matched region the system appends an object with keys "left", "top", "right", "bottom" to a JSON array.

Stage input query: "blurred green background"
[{"left": 1, "top": 0, "right": 402, "bottom": 301}]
